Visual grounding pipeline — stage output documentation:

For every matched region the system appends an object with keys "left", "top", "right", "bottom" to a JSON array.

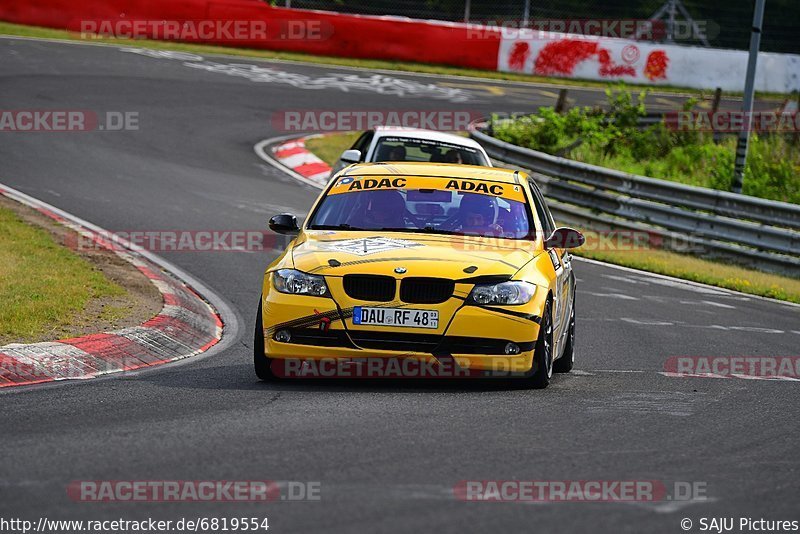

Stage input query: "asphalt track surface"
[{"left": 1, "top": 37, "right": 798, "bottom": 533}]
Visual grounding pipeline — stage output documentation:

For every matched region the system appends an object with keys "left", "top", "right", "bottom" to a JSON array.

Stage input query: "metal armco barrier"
[{"left": 470, "top": 123, "right": 800, "bottom": 274}]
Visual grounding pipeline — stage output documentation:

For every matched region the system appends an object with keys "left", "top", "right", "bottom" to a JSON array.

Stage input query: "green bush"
[{"left": 491, "top": 87, "right": 800, "bottom": 205}]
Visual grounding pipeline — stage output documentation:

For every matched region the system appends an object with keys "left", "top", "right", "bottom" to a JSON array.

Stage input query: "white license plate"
[{"left": 353, "top": 307, "right": 439, "bottom": 329}]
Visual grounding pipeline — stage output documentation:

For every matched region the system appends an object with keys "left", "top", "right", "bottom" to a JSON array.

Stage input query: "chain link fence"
[{"left": 270, "top": 0, "right": 798, "bottom": 54}]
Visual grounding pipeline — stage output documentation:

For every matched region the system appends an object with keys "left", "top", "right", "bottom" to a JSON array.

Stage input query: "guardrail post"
[
  {"left": 732, "top": 0, "right": 766, "bottom": 194},
  {"left": 555, "top": 88, "right": 568, "bottom": 114},
  {"left": 793, "top": 91, "right": 800, "bottom": 146},
  {"left": 711, "top": 87, "right": 722, "bottom": 144}
]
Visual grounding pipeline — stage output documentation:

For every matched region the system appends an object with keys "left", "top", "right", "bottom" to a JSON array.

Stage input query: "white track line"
[{"left": 576, "top": 257, "right": 800, "bottom": 309}]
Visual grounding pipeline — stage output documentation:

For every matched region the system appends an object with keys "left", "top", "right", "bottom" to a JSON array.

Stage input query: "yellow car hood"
[{"left": 292, "top": 230, "right": 538, "bottom": 278}]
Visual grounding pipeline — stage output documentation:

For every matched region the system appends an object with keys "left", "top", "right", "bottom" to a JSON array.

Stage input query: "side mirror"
[
  {"left": 545, "top": 227, "right": 585, "bottom": 249},
  {"left": 340, "top": 149, "right": 362, "bottom": 163},
  {"left": 269, "top": 213, "right": 299, "bottom": 235}
]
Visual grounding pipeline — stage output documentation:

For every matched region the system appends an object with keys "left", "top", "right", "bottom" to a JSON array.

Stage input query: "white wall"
[{"left": 497, "top": 30, "right": 800, "bottom": 93}]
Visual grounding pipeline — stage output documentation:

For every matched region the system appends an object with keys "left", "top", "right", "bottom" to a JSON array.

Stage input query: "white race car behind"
[{"left": 329, "top": 127, "right": 492, "bottom": 178}]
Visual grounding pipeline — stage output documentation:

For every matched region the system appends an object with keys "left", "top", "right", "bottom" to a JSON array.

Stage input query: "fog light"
[
  {"left": 275, "top": 330, "right": 292, "bottom": 343},
  {"left": 504, "top": 342, "right": 520, "bottom": 355}
]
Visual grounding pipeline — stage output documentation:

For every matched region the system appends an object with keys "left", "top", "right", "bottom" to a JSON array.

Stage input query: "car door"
[{"left": 529, "top": 179, "right": 572, "bottom": 352}]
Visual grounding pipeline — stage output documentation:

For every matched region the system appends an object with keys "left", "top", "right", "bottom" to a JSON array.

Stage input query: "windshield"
[
  {"left": 308, "top": 176, "right": 532, "bottom": 239},
  {"left": 372, "top": 136, "right": 490, "bottom": 166}
]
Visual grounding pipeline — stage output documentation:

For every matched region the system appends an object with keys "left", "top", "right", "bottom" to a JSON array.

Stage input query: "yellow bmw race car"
[{"left": 255, "top": 163, "right": 584, "bottom": 388}]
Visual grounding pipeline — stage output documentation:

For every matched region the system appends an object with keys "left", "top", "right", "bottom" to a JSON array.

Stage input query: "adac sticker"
[
  {"left": 319, "top": 237, "right": 423, "bottom": 256},
  {"left": 329, "top": 176, "right": 525, "bottom": 202}
]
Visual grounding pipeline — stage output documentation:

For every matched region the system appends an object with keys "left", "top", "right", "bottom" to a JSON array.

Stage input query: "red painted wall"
[{"left": 0, "top": 0, "right": 501, "bottom": 71}]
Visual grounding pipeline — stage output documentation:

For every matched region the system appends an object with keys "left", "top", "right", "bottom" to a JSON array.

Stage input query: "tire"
[
  {"left": 254, "top": 298, "right": 276, "bottom": 381},
  {"left": 553, "top": 296, "right": 575, "bottom": 374},
  {"left": 527, "top": 299, "right": 554, "bottom": 389}
]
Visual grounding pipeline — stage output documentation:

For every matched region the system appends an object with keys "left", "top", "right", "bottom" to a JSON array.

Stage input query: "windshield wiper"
[
  {"left": 381, "top": 226, "right": 462, "bottom": 236},
  {"left": 309, "top": 224, "right": 366, "bottom": 231}
]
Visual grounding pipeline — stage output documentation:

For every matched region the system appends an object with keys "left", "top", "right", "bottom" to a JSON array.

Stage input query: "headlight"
[
  {"left": 272, "top": 269, "right": 328, "bottom": 296},
  {"left": 469, "top": 281, "right": 536, "bottom": 306}
]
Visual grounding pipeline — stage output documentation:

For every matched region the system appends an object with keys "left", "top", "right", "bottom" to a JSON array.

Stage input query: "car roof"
[
  {"left": 341, "top": 162, "right": 526, "bottom": 184},
  {"left": 372, "top": 127, "right": 484, "bottom": 150}
]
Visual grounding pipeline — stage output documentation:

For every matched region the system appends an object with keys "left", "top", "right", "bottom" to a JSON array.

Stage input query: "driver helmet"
[
  {"left": 459, "top": 193, "right": 497, "bottom": 233},
  {"left": 363, "top": 190, "right": 405, "bottom": 228}
]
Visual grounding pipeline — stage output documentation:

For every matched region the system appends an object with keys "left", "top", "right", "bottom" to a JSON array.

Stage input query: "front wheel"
[
  {"left": 254, "top": 298, "right": 276, "bottom": 381},
  {"left": 527, "top": 300, "right": 554, "bottom": 389}
]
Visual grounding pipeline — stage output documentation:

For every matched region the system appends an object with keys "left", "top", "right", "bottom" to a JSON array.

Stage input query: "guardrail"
[{"left": 469, "top": 122, "right": 800, "bottom": 275}]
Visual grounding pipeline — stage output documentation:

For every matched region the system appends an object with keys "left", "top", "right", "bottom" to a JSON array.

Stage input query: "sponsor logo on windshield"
[{"left": 330, "top": 176, "right": 525, "bottom": 202}]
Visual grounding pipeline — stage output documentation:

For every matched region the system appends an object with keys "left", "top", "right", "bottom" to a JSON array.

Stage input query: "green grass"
[
  {"left": 569, "top": 133, "right": 800, "bottom": 205},
  {"left": 99, "top": 305, "right": 130, "bottom": 322},
  {"left": 0, "top": 206, "right": 126, "bottom": 343},
  {"left": 303, "top": 131, "right": 800, "bottom": 303},
  {"left": 305, "top": 132, "right": 360, "bottom": 166},
  {"left": 0, "top": 20, "right": 788, "bottom": 99}
]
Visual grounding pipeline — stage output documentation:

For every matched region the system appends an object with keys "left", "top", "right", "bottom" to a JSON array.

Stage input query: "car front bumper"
[{"left": 259, "top": 282, "right": 546, "bottom": 375}]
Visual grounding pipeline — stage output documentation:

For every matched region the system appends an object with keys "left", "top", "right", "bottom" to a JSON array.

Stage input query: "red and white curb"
[
  {"left": 0, "top": 184, "right": 225, "bottom": 388},
  {"left": 255, "top": 135, "right": 331, "bottom": 189}
]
